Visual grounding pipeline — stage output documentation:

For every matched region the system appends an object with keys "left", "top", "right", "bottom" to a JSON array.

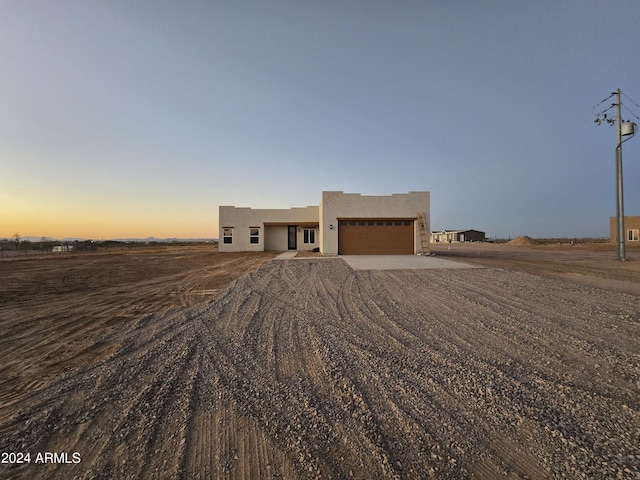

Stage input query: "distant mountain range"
[{"left": 7, "top": 236, "right": 217, "bottom": 243}]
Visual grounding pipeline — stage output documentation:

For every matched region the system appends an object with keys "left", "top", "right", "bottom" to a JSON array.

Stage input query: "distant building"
[
  {"left": 610, "top": 216, "right": 640, "bottom": 243},
  {"left": 52, "top": 245, "right": 74, "bottom": 253},
  {"left": 431, "top": 229, "right": 486, "bottom": 243}
]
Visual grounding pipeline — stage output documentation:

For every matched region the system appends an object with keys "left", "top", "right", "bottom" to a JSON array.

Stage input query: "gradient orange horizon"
[
  {"left": 1, "top": 205, "right": 219, "bottom": 240},
  {"left": 1, "top": 139, "right": 224, "bottom": 239}
]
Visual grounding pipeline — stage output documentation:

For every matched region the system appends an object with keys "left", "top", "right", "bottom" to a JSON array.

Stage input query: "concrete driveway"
[
  {"left": 339, "top": 255, "right": 479, "bottom": 270},
  {"left": 274, "top": 252, "right": 479, "bottom": 270}
]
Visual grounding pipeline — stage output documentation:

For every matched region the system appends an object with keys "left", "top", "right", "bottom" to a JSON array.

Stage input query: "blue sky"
[{"left": 1, "top": 1, "right": 639, "bottom": 239}]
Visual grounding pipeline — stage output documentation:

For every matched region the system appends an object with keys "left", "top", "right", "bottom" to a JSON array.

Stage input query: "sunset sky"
[{"left": 2, "top": 1, "right": 640, "bottom": 240}]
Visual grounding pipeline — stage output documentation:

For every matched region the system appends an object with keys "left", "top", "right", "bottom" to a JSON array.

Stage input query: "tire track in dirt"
[
  {"left": 0, "top": 249, "right": 276, "bottom": 427},
  {"left": 191, "top": 263, "right": 381, "bottom": 478},
  {"left": 1, "top": 257, "right": 639, "bottom": 479},
  {"left": 356, "top": 267, "right": 639, "bottom": 478},
  {"left": 416, "top": 270, "right": 639, "bottom": 406},
  {"left": 358, "top": 273, "right": 542, "bottom": 475},
  {"left": 2, "top": 306, "right": 202, "bottom": 479},
  {"left": 322, "top": 269, "right": 484, "bottom": 477}
]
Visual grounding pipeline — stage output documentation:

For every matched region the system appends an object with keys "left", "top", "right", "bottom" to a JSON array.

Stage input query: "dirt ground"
[
  {"left": 1, "top": 244, "right": 639, "bottom": 479},
  {"left": 0, "top": 246, "right": 276, "bottom": 427},
  {"left": 432, "top": 242, "right": 640, "bottom": 296}
]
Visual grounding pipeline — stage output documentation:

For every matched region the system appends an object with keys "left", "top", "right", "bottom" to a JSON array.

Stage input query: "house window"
[
  {"left": 303, "top": 228, "right": 316, "bottom": 244},
  {"left": 250, "top": 227, "right": 260, "bottom": 244},
  {"left": 223, "top": 228, "right": 233, "bottom": 244},
  {"left": 628, "top": 229, "right": 639, "bottom": 241}
]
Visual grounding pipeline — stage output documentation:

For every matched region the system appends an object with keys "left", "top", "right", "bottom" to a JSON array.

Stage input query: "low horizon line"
[{"left": 1, "top": 235, "right": 218, "bottom": 242}]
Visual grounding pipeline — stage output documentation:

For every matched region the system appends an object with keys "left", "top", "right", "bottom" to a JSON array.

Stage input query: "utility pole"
[
  {"left": 594, "top": 89, "right": 637, "bottom": 261},
  {"left": 615, "top": 89, "right": 625, "bottom": 261}
]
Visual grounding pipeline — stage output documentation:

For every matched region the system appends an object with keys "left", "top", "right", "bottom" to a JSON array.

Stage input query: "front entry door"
[{"left": 288, "top": 226, "right": 297, "bottom": 250}]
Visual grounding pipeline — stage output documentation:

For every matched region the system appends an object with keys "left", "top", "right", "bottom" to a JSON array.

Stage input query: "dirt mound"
[{"left": 507, "top": 235, "right": 540, "bottom": 245}]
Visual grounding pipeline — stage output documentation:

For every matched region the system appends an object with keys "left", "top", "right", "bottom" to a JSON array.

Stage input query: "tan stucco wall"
[
  {"left": 264, "top": 225, "right": 288, "bottom": 251},
  {"left": 263, "top": 225, "right": 319, "bottom": 251},
  {"left": 320, "top": 191, "right": 430, "bottom": 255},
  {"left": 219, "top": 205, "right": 319, "bottom": 252},
  {"left": 291, "top": 226, "right": 319, "bottom": 251},
  {"left": 610, "top": 216, "right": 640, "bottom": 243}
]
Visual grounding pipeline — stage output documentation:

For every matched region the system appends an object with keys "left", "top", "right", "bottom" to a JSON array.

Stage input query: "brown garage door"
[{"left": 338, "top": 219, "right": 414, "bottom": 255}]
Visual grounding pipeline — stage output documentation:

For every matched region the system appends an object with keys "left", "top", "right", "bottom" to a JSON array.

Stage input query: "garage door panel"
[{"left": 338, "top": 219, "right": 414, "bottom": 255}]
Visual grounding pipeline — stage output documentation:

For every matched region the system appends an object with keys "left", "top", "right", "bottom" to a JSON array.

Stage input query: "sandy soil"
[
  {"left": 432, "top": 242, "right": 640, "bottom": 296},
  {"left": 1, "top": 245, "right": 639, "bottom": 479},
  {"left": 0, "top": 246, "right": 276, "bottom": 426}
]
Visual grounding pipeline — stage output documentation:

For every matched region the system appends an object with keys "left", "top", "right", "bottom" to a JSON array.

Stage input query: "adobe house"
[
  {"left": 610, "top": 215, "right": 640, "bottom": 243},
  {"left": 219, "top": 191, "right": 430, "bottom": 255}
]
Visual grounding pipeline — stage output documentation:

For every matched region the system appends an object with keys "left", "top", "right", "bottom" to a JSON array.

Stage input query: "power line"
[
  {"left": 593, "top": 90, "right": 640, "bottom": 126},
  {"left": 621, "top": 91, "right": 640, "bottom": 111},
  {"left": 594, "top": 103, "right": 616, "bottom": 118},
  {"left": 619, "top": 93, "right": 640, "bottom": 121},
  {"left": 592, "top": 92, "right": 615, "bottom": 112},
  {"left": 622, "top": 103, "right": 640, "bottom": 121}
]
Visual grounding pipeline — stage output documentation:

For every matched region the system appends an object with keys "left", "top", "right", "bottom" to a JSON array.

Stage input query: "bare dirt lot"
[
  {"left": 433, "top": 241, "right": 640, "bottom": 296},
  {"left": 1, "top": 245, "right": 639, "bottom": 479},
  {"left": 0, "top": 246, "right": 276, "bottom": 426}
]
